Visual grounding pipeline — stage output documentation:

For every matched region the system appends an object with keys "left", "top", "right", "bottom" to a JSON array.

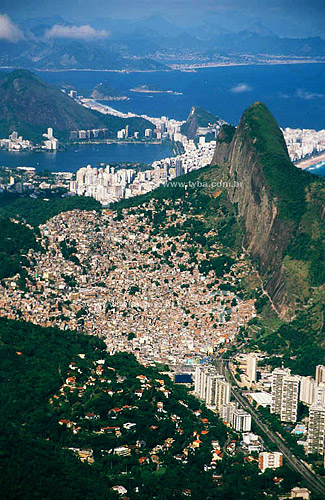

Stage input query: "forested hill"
[
  {"left": 0, "top": 70, "right": 154, "bottom": 142},
  {"left": 0, "top": 318, "right": 301, "bottom": 499},
  {"left": 211, "top": 102, "right": 324, "bottom": 372}
]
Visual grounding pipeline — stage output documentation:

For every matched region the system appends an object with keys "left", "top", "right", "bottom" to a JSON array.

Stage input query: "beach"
[{"left": 294, "top": 151, "right": 325, "bottom": 169}]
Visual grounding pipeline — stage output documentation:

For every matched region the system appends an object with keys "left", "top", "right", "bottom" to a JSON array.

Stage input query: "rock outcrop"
[{"left": 212, "top": 102, "right": 318, "bottom": 319}]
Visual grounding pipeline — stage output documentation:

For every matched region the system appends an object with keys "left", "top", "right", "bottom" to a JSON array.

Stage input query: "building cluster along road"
[{"left": 219, "top": 359, "right": 325, "bottom": 498}]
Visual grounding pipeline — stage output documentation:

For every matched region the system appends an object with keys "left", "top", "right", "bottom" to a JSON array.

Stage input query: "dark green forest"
[{"left": 0, "top": 318, "right": 302, "bottom": 500}]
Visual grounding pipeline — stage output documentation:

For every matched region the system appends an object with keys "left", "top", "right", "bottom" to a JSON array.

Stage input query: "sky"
[{"left": 0, "top": 0, "right": 324, "bottom": 38}]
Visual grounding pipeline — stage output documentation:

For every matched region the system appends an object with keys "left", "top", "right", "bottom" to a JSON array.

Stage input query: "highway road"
[{"left": 220, "top": 359, "right": 325, "bottom": 498}]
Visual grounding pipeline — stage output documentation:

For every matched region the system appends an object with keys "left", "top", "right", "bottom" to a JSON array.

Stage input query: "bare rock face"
[
  {"left": 228, "top": 126, "right": 293, "bottom": 318},
  {"left": 212, "top": 103, "right": 300, "bottom": 319}
]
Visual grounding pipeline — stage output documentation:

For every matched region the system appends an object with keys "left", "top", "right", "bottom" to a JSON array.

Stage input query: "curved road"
[{"left": 220, "top": 359, "right": 325, "bottom": 498}]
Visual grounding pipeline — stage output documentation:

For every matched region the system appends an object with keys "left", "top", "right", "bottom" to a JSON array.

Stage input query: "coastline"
[
  {"left": 294, "top": 151, "right": 325, "bottom": 169},
  {"left": 1, "top": 58, "right": 325, "bottom": 74}
]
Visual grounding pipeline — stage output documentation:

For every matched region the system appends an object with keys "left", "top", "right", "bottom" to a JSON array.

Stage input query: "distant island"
[
  {"left": 130, "top": 84, "right": 182, "bottom": 95},
  {"left": 90, "top": 81, "right": 128, "bottom": 101}
]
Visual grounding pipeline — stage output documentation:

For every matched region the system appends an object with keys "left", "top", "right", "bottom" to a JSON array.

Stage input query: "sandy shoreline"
[{"left": 294, "top": 152, "right": 325, "bottom": 169}]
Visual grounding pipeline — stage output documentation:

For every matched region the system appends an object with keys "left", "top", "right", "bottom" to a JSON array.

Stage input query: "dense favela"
[{"left": 0, "top": 2, "right": 325, "bottom": 500}]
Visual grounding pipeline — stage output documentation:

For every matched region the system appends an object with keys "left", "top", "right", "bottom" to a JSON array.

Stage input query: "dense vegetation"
[
  {"left": 0, "top": 218, "right": 41, "bottom": 280},
  {"left": 255, "top": 292, "right": 325, "bottom": 376},
  {"left": 0, "top": 190, "right": 100, "bottom": 227},
  {"left": 0, "top": 318, "right": 117, "bottom": 500},
  {"left": 216, "top": 124, "right": 236, "bottom": 144},
  {"left": 0, "top": 70, "right": 154, "bottom": 143},
  {"left": 240, "top": 102, "right": 317, "bottom": 223},
  {"left": 0, "top": 318, "right": 302, "bottom": 500}
]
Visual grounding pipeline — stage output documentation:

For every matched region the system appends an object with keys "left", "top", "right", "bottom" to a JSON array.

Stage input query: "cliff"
[{"left": 212, "top": 102, "right": 324, "bottom": 319}]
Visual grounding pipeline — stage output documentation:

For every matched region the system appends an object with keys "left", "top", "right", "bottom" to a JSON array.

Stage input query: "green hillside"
[
  {"left": 239, "top": 102, "right": 315, "bottom": 223},
  {"left": 90, "top": 80, "right": 124, "bottom": 100},
  {"left": 0, "top": 70, "right": 153, "bottom": 142},
  {"left": 0, "top": 318, "right": 301, "bottom": 500}
]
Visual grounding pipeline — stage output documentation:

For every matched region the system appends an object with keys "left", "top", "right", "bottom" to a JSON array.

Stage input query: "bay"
[
  {"left": 36, "top": 64, "right": 325, "bottom": 130},
  {"left": 0, "top": 143, "right": 173, "bottom": 173}
]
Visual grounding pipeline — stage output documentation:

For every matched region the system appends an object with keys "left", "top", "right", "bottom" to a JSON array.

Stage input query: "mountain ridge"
[{"left": 212, "top": 101, "right": 324, "bottom": 319}]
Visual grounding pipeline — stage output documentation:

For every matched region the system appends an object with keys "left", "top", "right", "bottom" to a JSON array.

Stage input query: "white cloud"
[
  {"left": 0, "top": 14, "right": 23, "bottom": 42},
  {"left": 45, "top": 24, "right": 109, "bottom": 41},
  {"left": 230, "top": 83, "right": 252, "bottom": 93},
  {"left": 296, "top": 89, "right": 324, "bottom": 100}
]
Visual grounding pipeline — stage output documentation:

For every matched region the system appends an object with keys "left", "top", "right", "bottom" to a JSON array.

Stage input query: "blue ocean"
[
  {"left": 0, "top": 143, "right": 173, "bottom": 173},
  {"left": 0, "top": 64, "right": 324, "bottom": 175},
  {"left": 37, "top": 64, "right": 325, "bottom": 129}
]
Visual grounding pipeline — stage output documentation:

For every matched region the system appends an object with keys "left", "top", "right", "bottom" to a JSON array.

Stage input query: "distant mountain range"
[
  {"left": 0, "top": 70, "right": 153, "bottom": 142},
  {"left": 0, "top": 15, "right": 324, "bottom": 71}
]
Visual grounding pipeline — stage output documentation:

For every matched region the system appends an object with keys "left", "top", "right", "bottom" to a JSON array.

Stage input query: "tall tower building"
[
  {"left": 194, "top": 366, "right": 230, "bottom": 412},
  {"left": 315, "top": 365, "right": 325, "bottom": 385},
  {"left": 247, "top": 353, "right": 257, "bottom": 383},
  {"left": 316, "top": 383, "right": 325, "bottom": 405},
  {"left": 194, "top": 365, "right": 205, "bottom": 396},
  {"left": 271, "top": 368, "right": 300, "bottom": 422},
  {"left": 307, "top": 402, "right": 325, "bottom": 455},
  {"left": 271, "top": 368, "right": 291, "bottom": 415},
  {"left": 281, "top": 375, "right": 300, "bottom": 423},
  {"left": 175, "top": 159, "right": 184, "bottom": 177},
  {"left": 222, "top": 402, "right": 238, "bottom": 424},
  {"left": 299, "top": 376, "right": 317, "bottom": 405},
  {"left": 214, "top": 376, "right": 231, "bottom": 413},
  {"left": 232, "top": 408, "right": 252, "bottom": 432}
]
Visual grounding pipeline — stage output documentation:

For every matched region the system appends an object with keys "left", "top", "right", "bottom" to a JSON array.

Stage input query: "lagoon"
[{"left": 0, "top": 142, "right": 173, "bottom": 173}]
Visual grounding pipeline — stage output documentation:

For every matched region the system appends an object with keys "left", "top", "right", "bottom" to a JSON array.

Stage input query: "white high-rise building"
[
  {"left": 271, "top": 368, "right": 300, "bottom": 422},
  {"left": 300, "top": 376, "right": 317, "bottom": 406},
  {"left": 194, "top": 366, "right": 230, "bottom": 411},
  {"left": 271, "top": 368, "right": 291, "bottom": 415},
  {"left": 43, "top": 127, "right": 58, "bottom": 150},
  {"left": 281, "top": 375, "right": 300, "bottom": 422},
  {"left": 247, "top": 353, "right": 257, "bottom": 383},
  {"left": 316, "top": 383, "right": 325, "bottom": 405},
  {"left": 307, "top": 402, "right": 325, "bottom": 455},
  {"left": 315, "top": 365, "right": 325, "bottom": 385},
  {"left": 232, "top": 408, "right": 252, "bottom": 432},
  {"left": 194, "top": 365, "right": 205, "bottom": 396},
  {"left": 214, "top": 375, "right": 231, "bottom": 413},
  {"left": 222, "top": 402, "right": 238, "bottom": 424}
]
